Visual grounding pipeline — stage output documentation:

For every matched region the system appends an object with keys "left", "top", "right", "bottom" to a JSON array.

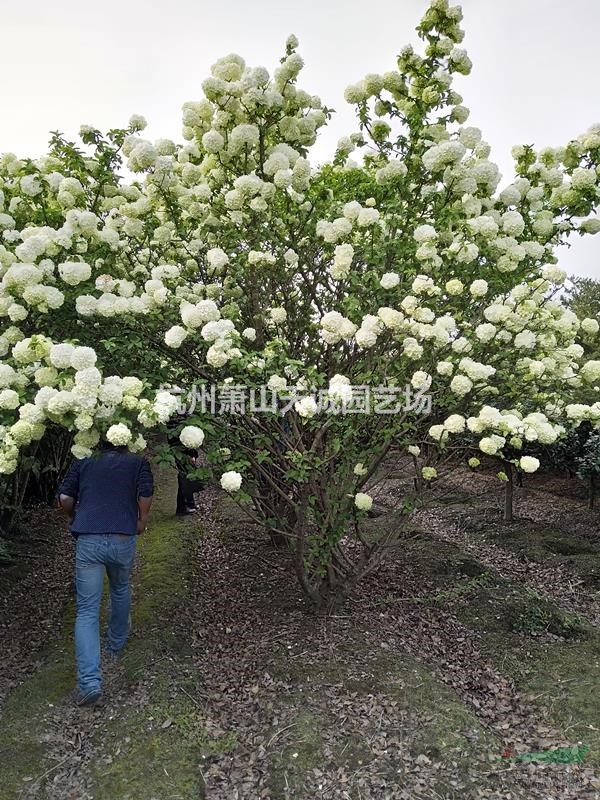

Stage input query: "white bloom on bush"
[
  {"left": 269, "top": 307, "right": 287, "bottom": 324},
  {"left": 380, "top": 272, "right": 400, "bottom": 289},
  {"left": 357, "top": 207, "right": 380, "bottom": 227},
  {"left": 475, "top": 323, "right": 496, "bottom": 343},
  {"left": 33, "top": 367, "right": 58, "bottom": 386},
  {"left": 331, "top": 243, "right": 354, "bottom": 280},
  {"left": 436, "top": 361, "right": 454, "bottom": 376},
  {"left": 445, "top": 279, "right": 464, "bottom": 296},
  {"left": 58, "top": 261, "right": 92, "bottom": 286},
  {"left": 320, "top": 311, "right": 357, "bottom": 344},
  {"left": 354, "top": 492, "right": 373, "bottom": 511},
  {"left": 581, "top": 361, "right": 600, "bottom": 383},
  {"left": 459, "top": 358, "right": 496, "bottom": 382},
  {"left": 0, "top": 364, "right": 17, "bottom": 388},
  {"left": 242, "top": 327, "right": 256, "bottom": 341},
  {"left": 479, "top": 434, "right": 505, "bottom": 455},
  {"left": 377, "top": 307, "right": 403, "bottom": 329},
  {"left": 179, "top": 425, "right": 205, "bottom": 448},
  {"left": 422, "top": 466, "right": 437, "bottom": 481},
  {"left": 428, "top": 424, "right": 446, "bottom": 442},
  {"left": 407, "top": 445, "right": 420, "bottom": 456},
  {"left": 541, "top": 265, "right": 566, "bottom": 284},
  {"left": 450, "top": 375, "right": 473, "bottom": 396},
  {"left": 519, "top": 456, "right": 540, "bottom": 473},
  {"left": 402, "top": 337, "right": 423, "bottom": 360},
  {"left": 0, "top": 389, "right": 19, "bottom": 410},
  {"left": 221, "top": 470, "right": 242, "bottom": 493},
  {"left": 165, "top": 325, "right": 188, "bottom": 348},
  {"left": 106, "top": 423, "right": 132, "bottom": 446},
  {"left": 571, "top": 167, "right": 596, "bottom": 190},
  {"left": 181, "top": 299, "right": 221, "bottom": 328},
  {"left": 267, "top": 374, "right": 287, "bottom": 391},
  {"left": 328, "top": 374, "right": 353, "bottom": 405},
  {"left": 295, "top": 396, "right": 318, "bottom": 418},
  {"left": 201, "top": 319, "right": 235, "bottom": 342},
  {"left": 469, "top": 279, "right": 488, "bottom": 297},
  {"left": 49, "top": 343, "right": 75, "bottom": 369},
  {"left": 152, "top": 390, "right": 179, "bottom": 423},
  {"left": 580, "top": 218, "right": 600, "bottom": 234},
  {"left": 122, "top": 377, "right": 143, "bottom": 396},
  {"left": 129, "top": 434, "right": 147, "bottom": 453},
  {"left": 581, "top": 318, "right": 599, "bottom": 335},
  {"left": 444, "top": 414, "right": 466, "bottom": 433},
  {"left": 355, "top": 314, "right": 382, "bottom": 348},
  {"left": 411, "top": 371, "right": 432, "bottom": 391},
  {"left": 514, "top": 330, "right": 536, "bottom": 349},
  {"left": 71, "top": 346, "right": 97, "bottom": 371}
]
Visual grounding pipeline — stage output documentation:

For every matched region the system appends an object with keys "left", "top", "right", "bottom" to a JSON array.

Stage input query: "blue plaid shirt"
[{"left": 58, "top": 450, "right": 154, "bottom": 536}]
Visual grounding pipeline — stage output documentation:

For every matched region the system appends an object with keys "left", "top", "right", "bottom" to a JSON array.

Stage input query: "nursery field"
[{"left": 0, "top": 465, "right": 599, "bottom": 800}]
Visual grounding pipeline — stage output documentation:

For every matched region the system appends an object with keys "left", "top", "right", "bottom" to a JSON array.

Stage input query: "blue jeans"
[{"left": 74, "top": 533, "right": 136, "bottom": 694}]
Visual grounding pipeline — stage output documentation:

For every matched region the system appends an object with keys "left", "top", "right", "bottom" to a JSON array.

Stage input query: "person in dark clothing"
[
  {"left": 58, "top": 445, "right": 154, "bottom": 706},
  {"left": 176, "top": 447, "right": 200, "bottom": 515}
]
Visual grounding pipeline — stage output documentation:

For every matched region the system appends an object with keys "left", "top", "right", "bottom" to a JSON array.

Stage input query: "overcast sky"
[{"left": 1, "top": 0, "right": 599, "bottom": 280}]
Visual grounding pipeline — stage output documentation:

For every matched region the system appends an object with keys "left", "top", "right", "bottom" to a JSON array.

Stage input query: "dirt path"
[{"left": 0, "top": 470, "right": 599, "bottom": 799}]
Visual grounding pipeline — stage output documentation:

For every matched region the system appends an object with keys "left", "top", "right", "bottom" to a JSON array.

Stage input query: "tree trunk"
[
  {"left": 503, "top": 461, "right": 514, "bottom": 523},
  {"left": 589, "top": 474, "right": 596, "bottom": 510}
]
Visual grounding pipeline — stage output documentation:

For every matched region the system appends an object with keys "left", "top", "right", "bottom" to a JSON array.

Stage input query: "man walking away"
[{"left": 58, "top": 443, "right": 154, "bottom": 706}]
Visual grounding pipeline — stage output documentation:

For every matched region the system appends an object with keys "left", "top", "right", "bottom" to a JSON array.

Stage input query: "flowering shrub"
[{"left": 1, "top": 0, "right": 599, "bottom": 606}]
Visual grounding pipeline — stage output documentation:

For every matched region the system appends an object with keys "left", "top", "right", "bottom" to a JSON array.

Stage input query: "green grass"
[{"left": 455, "top": 581, "right": 600, "bottom": 764}]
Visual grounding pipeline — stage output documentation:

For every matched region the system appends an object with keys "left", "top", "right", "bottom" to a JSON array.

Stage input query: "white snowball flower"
[
  {"left": 519, "top": 456, "right": 540, "bottom": 473},
  {"left": 221, "top": 470, "right": 242, "bottom": 492},
  {"left": 328, "top": 374, "right": 353, "bottom": 404},
  {"left": 270, "top": 307, "right": 287, "bottom": 324},
  {"left": 514, "top": 330, "right": 536, "bottom": 349},
  {"left": 165, "top": 325, "right": 188, "bottom": 348},
  {"left": 444, "top": 414, "right": 466, "bottom": 433},
  {"left": 179, "top": 425, "right": 205, "bottom": 448},
  {"left": 377, "top": 307, "right": 403, "bottom": 329},
  {"left": 106, "top": 423, "right": 132, "bottom": 446},
  {"left": 331, "top": 243, "right": 354, "bottom": 280},
  {"left": 206, "top": 248, "right": 230, "bottom": 269},
  {"left": 320, "top": 311, "right": 357, "bottom": 344},
  {"left": 70, "top": 346, "right": 97, "bottom": 370},
  {"left": 436, "top": 361, "right": 454, "bottom": 376},
  {"left": 49, "top": 343, "right": 75, "bottom": 369},
  {"left": 479, "top": 435, "right": 505, "bottom": 455},
  {"left": 294, "top": 396, "right": 318, "bottom": 418},
  {"left": 581, "top": 361, "right": 600, "bottom": 383},
  {"left": 410, "top": 371, "right": 432, "bottom": 391},
  {"left": 0, "top": 389, "right": 19, "bottom": 410},
  {"left": 450, "top": 375, "right": 473, "bottom": 396},
  {"left": 267, "top": 374, "right": 287, "bottom": 391},
  {"left": 445, "top": 279, "right": 464, "bottom": 296},
  {"left": 581, "top": 318, "right": 599, "bottom": 335},
  {"left": 58, "top": 261, "right": 92, "bottom": 286},
  {"left": 202, "top": 130, "right": 225, "bottom": 153},
  {"left": 242, "top": 327, "right": 257, "bottom": 341},
  {"left": 153, "top": 390, "right": 179, "bottom": 423},
  {"left": 428, "top": 424, "right": 446, "bottom": 442},
  {"left": 469, "top": 279, "right": 488, "bottom": 297},
  {"left": 380, "top": 272, "right": 400, "bottom": 289},
  {"left": 354, "top": 492, "right": 373, "bottom": 511}
]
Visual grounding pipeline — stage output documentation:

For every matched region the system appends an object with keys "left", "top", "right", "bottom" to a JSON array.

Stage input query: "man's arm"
[
  {"left": 137, "top": 496, "right": 153, "bottom": 533},
  {"left": 136, "top": 458, "right": 154, "bottom": 533},
  {"left": 57, "top": 460, "right": 81, "bottom": 523}
]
